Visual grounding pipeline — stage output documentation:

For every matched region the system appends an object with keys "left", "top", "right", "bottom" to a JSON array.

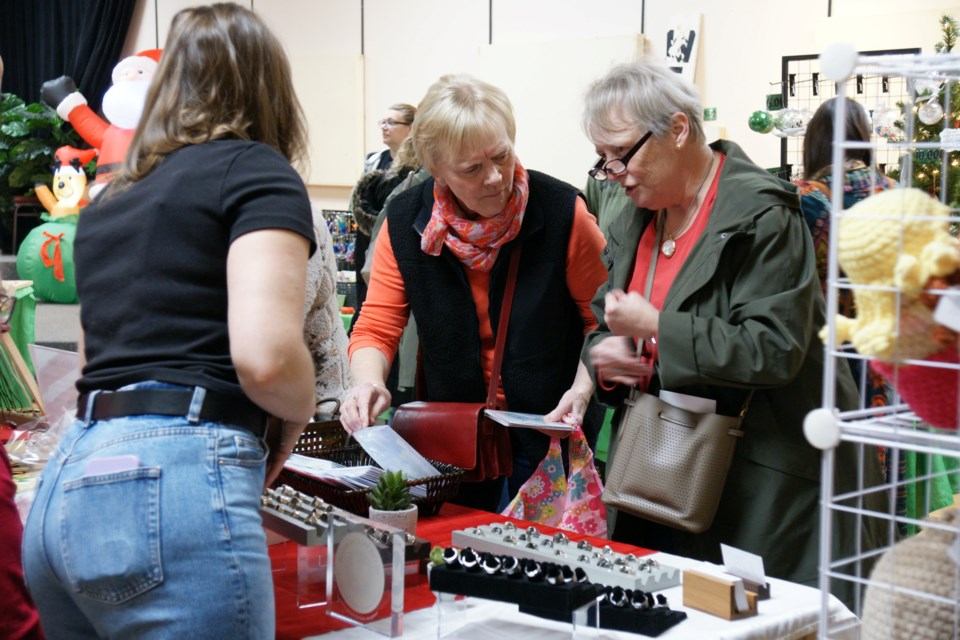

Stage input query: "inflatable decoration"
[
  {"left": 41, "top": 49, "right": 161, "bottom": 199},
  {"left": 823, "top": 188, "right": 960, "bottom": 429},
  {"left": 15, "top": 146, "right": 95, "bottom": 303},
  {"left": 33, "top": 146, "right": 97, "bottom": 218}
]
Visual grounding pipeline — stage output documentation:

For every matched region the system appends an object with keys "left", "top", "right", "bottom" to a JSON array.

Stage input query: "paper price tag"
[
  {"left": 933, "top": 286, "right": 960, "bottom": 333},
  {"left": 940, "top": 128, "right": 960, "bottom": 151}
]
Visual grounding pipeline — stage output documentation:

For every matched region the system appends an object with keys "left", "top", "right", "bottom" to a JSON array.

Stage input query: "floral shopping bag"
[{"left": 501, "top": 425, "right": 607, "bottom": 538}]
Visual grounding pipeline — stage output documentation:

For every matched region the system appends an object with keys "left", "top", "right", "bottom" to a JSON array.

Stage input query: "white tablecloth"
[{"left": 308, "top": 552, "right": 859, "bottom": 640}]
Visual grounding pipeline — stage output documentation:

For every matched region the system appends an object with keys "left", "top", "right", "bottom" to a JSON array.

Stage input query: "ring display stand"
[
  {"left": 429, "top": 548, "right": 687, "bottom": 638},
  {"left": 261, "top": 485, "right": 429, "bottom": 611},
  {"left": 430, "top": 558, "right": 600, "bottom": 639},
  {"left": 452, "top": 522, "right": 681, "bottom": 591}
]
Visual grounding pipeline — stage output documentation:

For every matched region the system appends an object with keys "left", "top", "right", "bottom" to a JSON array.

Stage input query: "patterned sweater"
[{"left": 303, "top": 210, "right": 351, "bottom": 413}]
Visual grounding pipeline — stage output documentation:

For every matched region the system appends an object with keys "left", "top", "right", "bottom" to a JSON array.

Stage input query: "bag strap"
[
  {"left": 651, "top": 212, "right": 756, "bottom": 430},
  {"left": 487, "top": 245, "right": 523, "bottom": 409}
]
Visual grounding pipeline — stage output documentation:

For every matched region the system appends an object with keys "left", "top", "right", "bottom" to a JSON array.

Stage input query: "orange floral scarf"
[{"left": 420, "top": 162, "right": 529, "bottom": 272}]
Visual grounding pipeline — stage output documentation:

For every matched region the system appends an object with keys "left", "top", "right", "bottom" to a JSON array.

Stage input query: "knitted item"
[
  {"left": 303, "top": 210, "right": 351, "bottom": 411},
  {"left": 872, "top": 344, "right": 959, "bottom": 430},
  {"left": 861, "top": 507, "right": 960, "bottom": 640},
  {"left": 829, "top": 188, "right": 960, "bottom": 362}
]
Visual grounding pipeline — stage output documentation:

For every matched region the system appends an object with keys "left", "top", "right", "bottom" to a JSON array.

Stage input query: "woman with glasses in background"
[
  {"left": 565, "top": 61, "right": 885, "bottom": 604},
  {"left": 341, "top": 74, "right": 607, "bottom": 511}
]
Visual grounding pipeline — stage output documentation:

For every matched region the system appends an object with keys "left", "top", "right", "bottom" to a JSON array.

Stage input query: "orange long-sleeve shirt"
[{"left": 349, "top": 197, "right": 607, "bottom": 391}]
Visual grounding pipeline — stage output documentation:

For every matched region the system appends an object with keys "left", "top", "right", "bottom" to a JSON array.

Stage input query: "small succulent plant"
[{"left": 367, "top": 469, "right": 413, "bottom": 511}]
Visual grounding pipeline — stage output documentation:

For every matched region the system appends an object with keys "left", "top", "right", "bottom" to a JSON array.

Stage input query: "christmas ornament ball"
[
  {"left": 748, "top": 110, "right": 774, "bottom": 133},
  {"left": 918, "top": 100, "right": 944, "bottom": 125}
]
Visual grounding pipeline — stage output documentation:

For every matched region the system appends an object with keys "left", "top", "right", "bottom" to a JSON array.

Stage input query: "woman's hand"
[
  {"left": 542, "top": 361, "right": 595, "bottom": 438},
  {"left": 590, "top": 335, "right": 653, "bottom": 387},
  {"left": 340, "top": 381, "right": 392, "bottom": 432},
  {"left": 604, "top": 289, "right": 659, "bottom": 339}
]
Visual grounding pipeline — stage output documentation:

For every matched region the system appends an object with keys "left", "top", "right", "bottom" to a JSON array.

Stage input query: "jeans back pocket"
[{"left": 61, "top": 467, "right": 163, "bottom": 604}]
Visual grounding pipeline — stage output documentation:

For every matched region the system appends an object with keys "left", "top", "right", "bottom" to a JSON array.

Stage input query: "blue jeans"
[{"left": 22, "top": 383, "right": 273, "bottom": 639}]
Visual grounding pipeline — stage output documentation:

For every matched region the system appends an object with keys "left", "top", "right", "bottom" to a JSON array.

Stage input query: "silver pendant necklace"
[{"left": 661, "top": 152, "right": 716, "bottom": 258}]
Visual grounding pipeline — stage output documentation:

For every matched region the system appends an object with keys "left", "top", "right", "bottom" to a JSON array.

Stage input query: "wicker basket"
[{"left": 279, "top": 419, "right": 463, "bottom": 517}]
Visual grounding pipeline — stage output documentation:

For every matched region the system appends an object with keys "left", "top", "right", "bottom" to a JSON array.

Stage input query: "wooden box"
[{"left": 682, "top": 569, "right": 758, "bottom": 620}]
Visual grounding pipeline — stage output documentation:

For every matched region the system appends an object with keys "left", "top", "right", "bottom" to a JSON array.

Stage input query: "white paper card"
[
  {"left": 933, "top": 286, "right": 960, "bottom": 333},
  {"left": 351, "top": 425, "right": 440, "bottom": 480},
  {"left": 484, "top": 410, "right": 576, "bottom": 431},
  {"left": 731, "top": 577, "right": 749, "bottom": 612},
  {"left": 721, "top": 543, "right": 767, "bottom": 588},
  {"left": 658, "top": 389, "right": 716, "bottom": 414}
]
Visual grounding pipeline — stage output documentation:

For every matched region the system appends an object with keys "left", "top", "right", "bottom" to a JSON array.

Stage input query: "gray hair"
[
  {"left": 582, "top": 61, "right": 704, "bottom": 146},
  {"left": 411, "top": 74, "right": 516, "bottom": 174}
]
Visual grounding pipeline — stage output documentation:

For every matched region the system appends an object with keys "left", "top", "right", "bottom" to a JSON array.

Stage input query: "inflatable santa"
[{"left": 40, "top": 49, "right": 161, "bottom": 198}]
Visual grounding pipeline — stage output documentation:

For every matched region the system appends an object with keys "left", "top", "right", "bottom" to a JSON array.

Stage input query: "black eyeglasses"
[
  {"left": 588, "top": 131, "right": 653, "bottom": 181},
  {"left": 0, "top": 294, "right": 15, "bottom": 325}
]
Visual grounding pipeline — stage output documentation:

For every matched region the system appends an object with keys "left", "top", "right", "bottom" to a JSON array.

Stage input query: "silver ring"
[
  {"left": 442, "top": 547, "right": 459, "bottom": 566},
  {"left": 607, "top": 586, "right": 628, "bottom": 608},
  {"left": 502, "top": 556, "right": 521, "bottom": 577},
  {"left": 597, "top": 558, "right": 613, "bottom": 569},
  {"left": 490, "top": 525, "right": 503, "bottom": 535},
  {"left": 459, "top": 548, "right": 479, "bottom": 570},
  {"left": 630, "top": 590, "right": 649, "bottom": 610},
  {"left": 655, "top": 594, "right": 668, "bottom": 608},
  {"left": 526, "top": 526, "right": 540, "bottom": 538},
  {"left": 503, "top": 534, "right": 518, "bottom": 545},
  {"left": 524, "top": 561, "right": 543, "bottom": 581},
  {"left": 576, "top": 540, "right": 593, "bottom": 551},
  {"left": 545, "top": 566, "right": 564, "bottom": 586},
  {"left": 503, "top": 522, "right": 517, "bottom": 532},
  {"left": 554, "top": 548, "right": 566, "bottom": 558},
  {"left": 481, "top": 555, "right": 501, "bottom": 575},
  {"left": 552, "top": 532, "right": 569, "bottom": 546}
]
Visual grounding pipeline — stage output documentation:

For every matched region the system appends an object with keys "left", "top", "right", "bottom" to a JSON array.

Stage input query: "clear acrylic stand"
[
  {"left": 260, "top": 485, "right": 336, "bottom": 609},
  {"left": 432, "top": 586, "right": 601, "bottom": 638},
  {"left": 325, "top": 510, "right": 407, "bottom": 637}
]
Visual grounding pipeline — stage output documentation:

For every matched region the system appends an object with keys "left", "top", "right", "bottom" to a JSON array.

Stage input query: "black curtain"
[{"left": 0, "top": 0, "right": 137, "bottom": 113}]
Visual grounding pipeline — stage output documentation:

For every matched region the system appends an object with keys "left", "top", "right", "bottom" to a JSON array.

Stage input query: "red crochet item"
[{"left": 872, "top": 344, "right": 960, "bottom": 430}]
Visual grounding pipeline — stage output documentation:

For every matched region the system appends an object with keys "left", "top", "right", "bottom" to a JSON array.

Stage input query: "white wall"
[{"left": 120, "top": 0, "right": 960, "bottom": 201}]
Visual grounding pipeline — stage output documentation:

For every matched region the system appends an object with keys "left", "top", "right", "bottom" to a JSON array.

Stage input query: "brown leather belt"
[{"left": 77, "top": 388, "right": 267, "bottom": 437}]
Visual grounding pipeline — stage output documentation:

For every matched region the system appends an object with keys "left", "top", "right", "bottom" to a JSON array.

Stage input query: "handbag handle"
[{"left": 487, "top": 245, "right": 523, "bottom": 409}]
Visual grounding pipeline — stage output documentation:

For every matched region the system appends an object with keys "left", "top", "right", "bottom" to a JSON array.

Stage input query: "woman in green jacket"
[{"left": 571, "top": 61, "right": 886, "bottom": 604}]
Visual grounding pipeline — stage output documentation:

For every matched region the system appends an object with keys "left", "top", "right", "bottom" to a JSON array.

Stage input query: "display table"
[{"left": 271, "top": 504, "right": 858, "bottom": 640}]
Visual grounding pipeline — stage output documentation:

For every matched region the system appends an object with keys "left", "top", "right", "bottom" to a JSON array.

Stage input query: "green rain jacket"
[{"left": 584, "top": 139, "right": 885, "bottom": 594}]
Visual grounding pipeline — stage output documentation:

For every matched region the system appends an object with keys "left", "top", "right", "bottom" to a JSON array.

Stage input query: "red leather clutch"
[{"left": 391, "top": 401, "right": 512, "bottom": 482}]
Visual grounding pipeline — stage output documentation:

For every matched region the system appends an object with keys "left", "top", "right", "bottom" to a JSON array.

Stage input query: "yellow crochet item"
[{"left": 822, "top": 188, "right": 960, "bottom": 362}]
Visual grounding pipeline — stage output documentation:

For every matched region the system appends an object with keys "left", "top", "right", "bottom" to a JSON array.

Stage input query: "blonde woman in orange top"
[{"left": 341, "top": 74, "right": 607, "bottom": 511}]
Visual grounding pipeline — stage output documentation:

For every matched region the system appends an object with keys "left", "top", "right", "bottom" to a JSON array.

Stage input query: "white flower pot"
[{"left": 368, "top": 504, "right": 418, "bottom": 535}]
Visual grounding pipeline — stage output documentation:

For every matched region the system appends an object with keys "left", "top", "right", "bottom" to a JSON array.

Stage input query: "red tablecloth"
[{"left": 272, "top": 504, "right": 652, "bottom": 640}]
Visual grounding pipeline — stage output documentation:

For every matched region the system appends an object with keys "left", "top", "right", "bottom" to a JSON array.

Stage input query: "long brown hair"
[
  {"left": 108, "top": 2, "right": 307, "bottom": 195},
  {"left": 802, "top": 97, "right": 873, "bottom": 180}
]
